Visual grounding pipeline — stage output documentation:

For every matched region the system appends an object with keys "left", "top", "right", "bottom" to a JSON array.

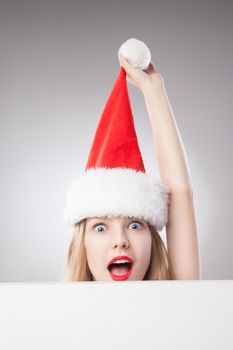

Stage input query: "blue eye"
[
  {"left": 95, "top": 224, "right": 105, "bottom": 232},
  {"left": 130, "top": 222, "right": 142, "bottom": 230}
]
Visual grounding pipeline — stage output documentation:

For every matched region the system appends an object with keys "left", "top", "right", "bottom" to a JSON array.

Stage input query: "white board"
[{"left": 0, "top": 281, "right": 232, "bottom": 349}]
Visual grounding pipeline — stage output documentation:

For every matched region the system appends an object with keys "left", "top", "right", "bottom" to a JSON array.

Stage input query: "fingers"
[
  {"left": 117, "top": 52, "right": 124, "bottom": 67},
  {"left": 118, "top": 52, "right": 157, "bottom": 76},
  {"left": 117, "top": 52, "right": 136, "bottom": 76},
  {"left": 118, "top": 53, "right": 139, "bottom": 87},
  {"left": 117, "top": 52, "right": 128, "bottom": 65}
]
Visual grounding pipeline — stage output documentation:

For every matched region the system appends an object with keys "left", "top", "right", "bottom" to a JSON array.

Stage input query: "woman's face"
[{"left": 84, "top": 216, "right": 152, "bottom": 281}]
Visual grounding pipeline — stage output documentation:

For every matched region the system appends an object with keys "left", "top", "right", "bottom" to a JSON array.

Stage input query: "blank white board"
[{"left": 0, "top": 281, "right": 232, "bottom": 349}]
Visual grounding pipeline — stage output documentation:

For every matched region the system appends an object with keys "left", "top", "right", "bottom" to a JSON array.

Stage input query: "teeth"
[{"left": 113, "top": 260, "right": 130, "bottom": 264}]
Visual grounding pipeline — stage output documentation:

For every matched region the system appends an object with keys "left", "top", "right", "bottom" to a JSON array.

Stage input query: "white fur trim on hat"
[
  {"left": 64, "top": 168, "right": 169, "bottom": 231},
  {"left": 118, "top": 38, "right": 151, "bottom": 70}
]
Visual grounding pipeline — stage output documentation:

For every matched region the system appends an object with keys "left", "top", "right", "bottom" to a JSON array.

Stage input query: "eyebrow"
[
  {"left": 86, "top": 217, "right": 107, "bottom": 230},
  {"left": 87, "top": 216, "right": 143, "bottom": 224}
]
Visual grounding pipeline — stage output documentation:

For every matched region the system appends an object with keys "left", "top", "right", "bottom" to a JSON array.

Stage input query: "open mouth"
[{"left": 108, "top": 261, "right": 134, "bottom": 281}]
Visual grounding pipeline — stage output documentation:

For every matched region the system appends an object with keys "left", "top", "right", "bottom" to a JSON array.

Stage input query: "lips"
[{"left": 107, "top": 255, "right": 134, "bottom": 281}]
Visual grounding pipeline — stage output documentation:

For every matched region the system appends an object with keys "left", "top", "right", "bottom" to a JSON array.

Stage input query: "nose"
[{"left": 112, "top": 229, "right": 130, "bottom": 249}]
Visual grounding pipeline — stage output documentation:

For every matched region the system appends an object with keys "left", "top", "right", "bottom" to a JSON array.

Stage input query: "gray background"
[{"left": 0, "top": 0, "right": 232, "bottom": 281}]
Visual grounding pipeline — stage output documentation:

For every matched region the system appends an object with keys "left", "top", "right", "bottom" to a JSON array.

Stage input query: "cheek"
[
  {"left": 84, "top": 234, "right": 106, "bottom": 268},
  {"left": 135, "top": 231, "right": 151, "bottom": 248},
  {"left": 134, "top": 232, "right": 152, "bottom": 262},
  {"left": 84, "top": 234, "right": 96, "bottom": 259}
]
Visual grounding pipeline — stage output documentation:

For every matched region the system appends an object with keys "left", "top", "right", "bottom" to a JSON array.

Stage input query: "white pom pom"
[{"left": 118, "top": 38, "right": 151, "bottom": 70}]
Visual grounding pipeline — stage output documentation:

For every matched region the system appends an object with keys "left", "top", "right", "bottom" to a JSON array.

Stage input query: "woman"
[{"left": 63, "top": 50, "right": 200, "bottom": 281}]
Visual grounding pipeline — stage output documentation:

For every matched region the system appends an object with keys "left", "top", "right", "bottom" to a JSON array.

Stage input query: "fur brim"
[{"left": 64, "top": 167, "right": 169, "bottom": 231}]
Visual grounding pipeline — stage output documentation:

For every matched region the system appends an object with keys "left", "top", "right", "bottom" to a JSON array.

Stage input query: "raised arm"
[
  {"left": 142, "top": 83, "right": 201, "bottom": 280},
  {"left": 118, "top": 53, "right": 201, "bottom": 279}
]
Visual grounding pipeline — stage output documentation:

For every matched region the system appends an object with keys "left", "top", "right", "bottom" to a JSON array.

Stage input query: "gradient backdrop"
[{"left": 0, "top": 0, "right": 232, "bottom": 281}]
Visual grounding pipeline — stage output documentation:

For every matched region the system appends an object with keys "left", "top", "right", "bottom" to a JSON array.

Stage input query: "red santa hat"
[{"left": 64, "top": 38, "right": 169, "bottom": 231}]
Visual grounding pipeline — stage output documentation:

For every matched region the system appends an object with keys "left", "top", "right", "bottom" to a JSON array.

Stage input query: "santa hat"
[{"left": 64, "top": 38, "right": 169, "bottom": 232}]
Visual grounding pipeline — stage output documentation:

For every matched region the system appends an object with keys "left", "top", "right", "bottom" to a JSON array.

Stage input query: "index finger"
[{"left": 117, "top": 52, "right": 139, "bottom": 74}]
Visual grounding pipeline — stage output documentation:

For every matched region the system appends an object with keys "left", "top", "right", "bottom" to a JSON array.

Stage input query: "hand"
[{"left": 117, "top": 52, "right": 165, "bottom": 95}]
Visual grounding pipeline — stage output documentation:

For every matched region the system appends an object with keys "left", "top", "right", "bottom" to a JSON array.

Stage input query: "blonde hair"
[{"left": 63, "top": 218, "right": 176, "bottom": 281}]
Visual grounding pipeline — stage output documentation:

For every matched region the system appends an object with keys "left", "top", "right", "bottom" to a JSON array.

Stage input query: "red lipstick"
[{"left": 107, "top": 255, "right": 134, "bottom": 281}]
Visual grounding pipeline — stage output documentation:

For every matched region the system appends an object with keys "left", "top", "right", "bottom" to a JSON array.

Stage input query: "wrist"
[
  {"left": 142, "top": 76, "right": 166, "bottom": 98},
  {"left": 142, "top": 84, "right": 167, "bottom": 103}
]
